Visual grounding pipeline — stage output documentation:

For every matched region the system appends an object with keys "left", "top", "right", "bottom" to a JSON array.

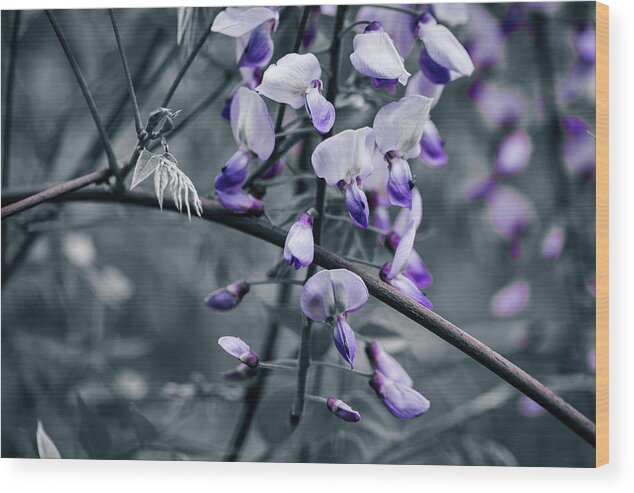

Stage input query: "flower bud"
[
  {"left": 326, "top": 397, "right": 361, "bottom": 422},
  {"left": 145, "top": 107, "right": 181, "bottom": 140},
  {"left": 370, "top": 371, "right": 430, "bottom": 419},
  {"left": 283, "top": 212, "right": 314, "bottom": 269},
  {"left": 205, "top": 280, "right": 250, "bottom": 310},
  {"left": 223, "top": 363, "right": 257, "bottom": 380},
  {"left": 218, "top": 336, "right": 259, "bottom": 369}
]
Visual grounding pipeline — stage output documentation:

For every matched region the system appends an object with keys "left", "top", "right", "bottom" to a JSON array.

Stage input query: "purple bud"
[
  {"left": 214, "top": 150, "right": 250, "bottom": 192},
  {"left": 419, "top": 120, "right": 448, "bottom": 168},
  {"left": 380, "top": 263, "right": 433, "bottom": 310},
  {"left": 495, "top": 130, "right": 532, "bottom": 177},
  {"left": 574, "top": 21, "right": 596, "bottom": 65},
  {"left": 217, "top": 188, "right": 264, "bottom": 215},
  {"left": 562, "top": 116, "right": 595, "bottom": 178},
  {"left": 465, "top": 175, "right": 497, "bottom": 200},
  {"left": 491, "top": 280, "right": 530, "bottom": 317},
  {"left": 364, "top": 21, "right": 384, "bottom": 33},
  {"left": 501, "top": 4, "right": 524, "bottom": 34},
  {"left": 217, "top": 336, "right": 259, "bottom": 368},
  {"left": 541, "top": 225, "right": 565, "bottom": 261},
  {"left": 205, "top": 280, "right": 250, "bottom": 310},
  {"left": 404, "top": 251, "right": 434, "bottom": 289},
  {"left": 345, "top": 179, "right": 370, "bottom": 229},
  {"left": 386, "top": 156, "right": 414, "bottom": 209},
  {"left": 326, "top": 397, "right": 361, "bottom": 422},
  {"left": 370, "top": 371, "right": 430, "bottom": 419},
  {"left": 332, "top": 316, "right": 357, "bottom": 369},
  {"left": 371, "top": 77, "right": 398, "bottom": 93},
  {"left": 283, "top": 212, "right": 314, "bottom": 270},
  {"left": 366, "top": 341, "right": 413, "bottom": 387}
]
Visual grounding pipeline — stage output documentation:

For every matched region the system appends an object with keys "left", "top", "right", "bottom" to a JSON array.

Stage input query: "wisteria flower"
[
  {"left": 326, "top": 397, "right": 361, "bottom": 422},
  {"left": 214, "top": 87, "right": 273, "bottom": 213},
  {"left": 356, "top": 5, "right": 418, "bottom": 58},
  {"left": 218, "top": 336, "right": 259, "bottom": 368},
  {"left": 283, "top": 212, "right": 314, "bottom": 269},
  {"left": 211, "top": 7, "right": 279, "bottom": 69},
  {"left": 491, "top": 280, "right": 530, "bottom": 317},
  {"left": 469, "top": 80, "right": 526, "bottom": 127},
  {"left": 464, "top": 4, "right": 504, "bottom": 70},
  {"left": 417, "top": 13, "right": 474, "bottom": 84},
  {"left": 386, "top": 189, "right": 433, "bottom": 289},
  {"left": 366, "top": 342, "right": 430, "bottom": 419},
  {"left": 350, "top": 21, "right": 411, "bottom": 92},
  {"left": 519, "top": 395, "right": 545, "bottom": 417},
  {"left": 486, "top": 185, "right": 534, "bottom": 258},
  {"left": 311, "top": 127, "right": 375, "bottom": 229},
  {"left": 256, "top": 53, "right": 335, "bottom": 134},
  {"left": 205, "top": 280, "right": 250, "bottom": 310},
  {"left": 561, "top": 116, "right": 595, "bottom": 178},
  {"left": 300, "top": 269, "right": 369, "bottom": 368},
  {"left": 373, "top": 95, "right": 433, "bottom": 209},
  {"left": 496, "top": 130, "right": 532, "bottom": 176},
  {"left": 405, "top": 70, "right": 445, "bottom": 107},
  {"left": 542, "top": 225, "right": 565, "bottom": 261}
]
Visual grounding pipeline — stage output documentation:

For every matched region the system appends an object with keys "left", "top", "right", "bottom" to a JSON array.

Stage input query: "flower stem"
[
  {"left": 259, "top": 362, "right": 296, "bottom": 371},
  {"left": 306, "top": 394, "right": 327, "bottom": 404},
  {"left": 248, "top": 279, "right": 304, "bottom": 287},
  {"left": 337, "top": 20, "right": 372, "bottom": 39},
  {"left": 109, "top": 9, "right": 143, "bottom": 137},
  {"left": 311, "top": 360, "right": 373, "bottom": 378}
]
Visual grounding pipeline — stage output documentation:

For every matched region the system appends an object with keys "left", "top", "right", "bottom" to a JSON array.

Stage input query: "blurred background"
[{"left": 2, "top": 3, "right": 596, "bottom": 466}]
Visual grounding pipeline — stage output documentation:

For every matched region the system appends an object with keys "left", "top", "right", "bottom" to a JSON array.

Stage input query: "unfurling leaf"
[
  {"left": 36, "top": 421, "right": 62, "bottom": 459},
  {"left": 152, "top": 154, "right": 203, "bottom": 218},
  {"left": 131, "top": 149, "right": 161, "bottom": 190}
]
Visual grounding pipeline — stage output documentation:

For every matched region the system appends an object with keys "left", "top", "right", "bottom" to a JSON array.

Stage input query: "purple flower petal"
[
  {"left": 574, "top": 21, "right": 596, "bottom": 64},
  {"left": 311, "top": 127, "right": 375, "bottom": 186},
  {"left": 305, "top": 80, "right": 335, "bottom": 134},
  {"left": 487, "top": 185, "right": 533, "bottom": 240},
  {"left": 370, "top": 371, "right": 430, "bottom": 419},
  {"left": 216, "top": 188, "right": 264, "bottom": 215},
  {"left": 373, "top": 95, "right": 433, "bottom": 158},
  {"left": 465, "top": 175, "right": 497, "bottom": 200},
  {"left": 238, "top": 25, "right": 274, "bottom": 68},
  {"left": 557, "top": 60, "right": 595, "bottom": 103},
  {"left": 465, "top": 4, "right": 504, "bottom": 69},
  {"left": 260, "top": 159, "right": 285, "bottom": 180},
  {"left": 491, "top": 280, "right": 530, "bottom": 317},
  {"left": 404, "top": 251, "right": 433, "bottom": 289},
  {"left": 205, "top": 280, "right": 250, "bottom": 310},
  {"left": 283, "top": 212, "right": 314, "bottom": 269},
  {"left": 386, "top": 156, "right": 415, "bottom": 209},
  {"left": 420, "top": 119, "right": 448, "bottom": 168},
  {"left": 495, "top": 130, "right": 532, "bottom": 176},
  {"left": 350, "top": 26, "right": 411, "bottom": 86},
  {"left": 214, "top": 150, "right": 250, "bottom": 192},
  {"left": 366, "top": 341, "right": 413, "bottom": 387},
  {"left": 541, "top": 225, "right": 565, "bottom": 261},
  {"left": 326, "top": 397, "right": 361, "bottom": 422},
  {"left": 380, "top": 264, "right": 433, "bottom": 310},
  {"left": 231, "top": 87, "right": 275, "bottom": 161},
  {"left": 256, "top": 53, "right": 322, "bottom": 109},
  {"left": 469, "top": 80, "right": 526, "bottom": 127},
  {"left": 418, "top": 15, "right": 474, "bottom": 78},
  {"left": 223, "top": 363, "right": 257, "bottom": 380},
  {"left": 218, "top": 336, "right": 259, "bottom": 368},
  {"left": 345, "top": 179, "right": 370, "bottom": 229},
  {"left": 419, "top": 48, "right": 452, "bottom": 84},
  {"left": 300, "top": 269, "right": 369, "bottom": 322},
  {"left": 332, "top": 316, "right": 357, "bottom": 368},
  {"left": 562, "top": 116, "right": 595, "bottom": 177}
]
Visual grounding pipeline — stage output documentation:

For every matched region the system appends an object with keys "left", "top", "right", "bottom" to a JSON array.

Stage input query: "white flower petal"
[
  {"left": 311, "top": 128, "right": 375, "bottom": 186},
  {"left": 211, "top": 7, "right": 278, "bottom": 38},
  {"left": 256, "top": 53, "right": 321, "bottom": 109},
  {"left": 350, "top": 31, "right": 410, "bottom": 83},
  {"left": 405, "top": 71, "right": 444, "bottom": 109},
  {"left": 393, "top": 188, "right": 423, "bottom": 236},
  {"left": 356, "top": 6, "right": 417, "bottom": 57},
  {"left": 300, "top": 269, "right": 369, "bottom": 321},
  {"left": 373, "top": 96, "right": 433, "bottom": 156},
  {"left": 231, "top": 87, "right": 275, "bottom": 161}
]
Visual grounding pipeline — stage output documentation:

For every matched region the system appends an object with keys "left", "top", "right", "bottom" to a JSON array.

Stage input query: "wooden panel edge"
[{"left": 595, "top": 0, "right": 609, "bottom": 468}]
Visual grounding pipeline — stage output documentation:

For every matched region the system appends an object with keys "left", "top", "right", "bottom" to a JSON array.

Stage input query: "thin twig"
[
  {"left": 109, "top": 9, "right": 143, "bottom": 136},
  {"left": 45, "top": 10, "right": 120, "bottom": 178},
  {"left": 162, "top": 9, "right": 219, "bottom": 107},
  {"left": 0, "top": 186, "right": 596, "bottom": 447}
]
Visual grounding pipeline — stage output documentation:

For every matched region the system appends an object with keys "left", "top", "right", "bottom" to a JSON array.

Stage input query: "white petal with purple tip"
[
  {"left": 212, "top": 7, "right": 278, "bottom": 38},
  {"left": 231, "top": 87, "right": 275, "bottom": 161},
  {"left": 300, "top": 269, "right": 369, "bottom": 322},
  {"left": 256, "top": 53, "right": 322, "bottom": 109},
  {"left": 373, "top": 96, "right": 433, "bottom": 157},
  {"left": 419, "top": 23, "right": 474, "bottom": 77},
  {"left": 350, "top": 31, "right": 411, "bottom": 84}
]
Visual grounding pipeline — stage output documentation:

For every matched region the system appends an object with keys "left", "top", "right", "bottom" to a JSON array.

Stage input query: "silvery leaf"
[
  {"left": 131, "top": 150, "right": 161, "bottom": 190},
  {"left": 36, "top": 421, "right": 61, "bottom": 459}
]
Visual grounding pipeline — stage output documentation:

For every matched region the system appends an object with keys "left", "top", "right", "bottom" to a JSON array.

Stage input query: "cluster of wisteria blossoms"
[{"left": 202, "top": 3, "right": 477, "bottom": 426}]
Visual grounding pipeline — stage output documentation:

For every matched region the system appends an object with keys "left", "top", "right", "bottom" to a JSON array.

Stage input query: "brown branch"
[{"left": 0, "top": 187, "right": 596, "bottom": 446}]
